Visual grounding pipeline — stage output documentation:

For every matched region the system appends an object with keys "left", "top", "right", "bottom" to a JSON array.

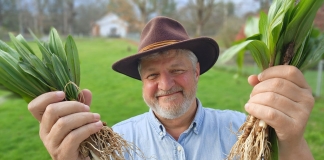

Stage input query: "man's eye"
[
  {"left": 147, "top": 74, "right": 158, "bottom": 80},
  {"left": 173, "top": 69, "right": 184, "bottom": 74}
]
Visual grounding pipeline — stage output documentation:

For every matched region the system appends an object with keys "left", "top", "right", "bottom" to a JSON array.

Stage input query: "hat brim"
[{"left": 112, "top": 37, "right": 219, "bottom": 80}]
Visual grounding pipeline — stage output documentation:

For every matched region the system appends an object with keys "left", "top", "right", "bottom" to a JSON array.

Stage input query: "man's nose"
[{"left": 158, "top": 72, "right": 175, "bottom": 91}]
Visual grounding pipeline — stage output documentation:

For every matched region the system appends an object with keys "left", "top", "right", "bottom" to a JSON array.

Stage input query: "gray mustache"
[{"left": 155, "top": 87, "right": 183, "bottom": 97}]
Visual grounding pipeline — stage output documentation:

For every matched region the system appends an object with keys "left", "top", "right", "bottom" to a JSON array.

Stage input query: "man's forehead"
[
  {"left": 140, "top": 54, "right": 189, "bottom": 70},
  {"left": 144, "top": 61, "right": 185, "bottom": 69},
  {"left": 141, "top": 49, "right": 185, "bottom": 61}
]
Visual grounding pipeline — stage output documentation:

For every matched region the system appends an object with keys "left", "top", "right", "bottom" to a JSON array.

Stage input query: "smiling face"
[{"left": 139, "top": 49, "right": 200, "bottom": 119}]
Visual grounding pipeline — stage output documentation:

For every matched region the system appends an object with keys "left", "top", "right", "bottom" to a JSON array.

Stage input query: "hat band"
[{"left": 139, "top": 40, "right": 180, "bottom": 52}]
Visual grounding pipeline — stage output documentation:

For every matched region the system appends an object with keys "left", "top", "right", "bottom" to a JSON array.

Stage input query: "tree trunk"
[
  {"left": 194, "top": 0, "right": 214, "bottom": 37},
  {"left": 196, "top": 23, "right": 202, "bottom": 37},
  {"left": 64, "top": 0, "right": 75, "bottom": 34},
  {"left": 0, "top": 1, "right": 3, "bottom": 26}
]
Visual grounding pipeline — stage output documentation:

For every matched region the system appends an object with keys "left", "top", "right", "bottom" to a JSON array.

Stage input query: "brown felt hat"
[{"left": 112, "top": 16, "right": 219, "bottom": 80}]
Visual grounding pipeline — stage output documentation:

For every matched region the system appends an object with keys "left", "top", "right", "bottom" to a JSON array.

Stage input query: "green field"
[{"left": 0, "top": 38, "right": 323, "bottom": 159}]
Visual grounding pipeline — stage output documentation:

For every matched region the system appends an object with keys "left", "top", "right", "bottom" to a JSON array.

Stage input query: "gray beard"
[{"left": 143, "top": 84, "right": 197, "bottom": 119}]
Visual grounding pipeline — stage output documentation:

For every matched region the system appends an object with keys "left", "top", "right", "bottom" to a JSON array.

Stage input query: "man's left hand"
[{"left": 245, "top": 65, "right": 314, "bottom": 160}]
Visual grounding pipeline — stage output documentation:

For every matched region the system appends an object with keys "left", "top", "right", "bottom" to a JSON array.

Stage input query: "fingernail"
[
  {"left": 244, "top": 103, "right": 250, "bottom": 110},
  {"left": 84, "top": 105, "right": 90, "bottom": 111},
  {"left": 95, "top": 121, "right": 103, "bottom": 127},
  {"left": 258, "top": 73, "right": 262, "bottom": 81},
  {"left": 56, "top": 91, "right": 65, "bottom": 98},
  {"left": 93, "top": 113, "right": 100, "bottom": 121}
]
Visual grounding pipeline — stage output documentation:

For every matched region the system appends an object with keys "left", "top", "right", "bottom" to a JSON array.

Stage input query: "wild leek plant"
[
  {"left": 218, "top": 0, "right": 324, "bottom": 159},
  {"left": 0, "top": 28, "right": 142, "bottom": 160}
]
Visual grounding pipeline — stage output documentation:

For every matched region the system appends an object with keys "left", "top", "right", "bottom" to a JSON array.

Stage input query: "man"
[{"left": 28, "top": 17, "right": 314, "bottom": 159}]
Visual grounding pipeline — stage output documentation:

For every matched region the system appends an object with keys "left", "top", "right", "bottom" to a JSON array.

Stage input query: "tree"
[
  {"left": 174, "top": 0, "right": 226, "bottom": 37},
  {"left": 190, "top": 0, "right": 215, "bottom": 37},
  {"left": 107, "top": 0, "right": 140, "bottom": 32},
  {"left": 63, "top": 0, "right": 76, "bottom": 34},
  {"left": 73, "top": 0, "right": 108, "bottom": 35},
  {"left": 0, "top": 0, "right": 19, "bottom": 32},
  {"left": 255, "top": 0, "right": 273, "bottom": 12},
  {"left": 156, "top": 0, "right": 177, "bottom": 17},
  {"left": 17, "top": 0, "right": 34, "bottom": 35},
  {"left": 46, "top": 0, "right": 64, "bottom": 33},
  {"left": 107, "top": 0, "right": 178, "bottom": 32},
  {"left": 132, "top": 0, "right": 158, "bottom": 29},
  {"left": 166, "top": 0, "right": 217, "bottom": 37},
  {"left": 0, "top": 0, "right": 3, "bottom": 26},
  {"left": 34, "top": 0, "right": 49, "bottom": 35}
]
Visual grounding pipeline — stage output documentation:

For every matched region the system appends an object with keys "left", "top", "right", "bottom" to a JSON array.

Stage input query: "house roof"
[{"left": 95, "top": 13, "right": 128, "bottom": 28}]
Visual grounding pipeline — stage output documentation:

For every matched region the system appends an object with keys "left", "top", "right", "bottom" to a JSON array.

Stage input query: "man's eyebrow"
[
  {"left": 170, "top": 62, "right": 185, "bottom": 68},
  {"left": 142, "top": 66, "right": 157, "bottom": 73},
  {"left": 142, "top": 61, "right": 185, "bottom": 72}
]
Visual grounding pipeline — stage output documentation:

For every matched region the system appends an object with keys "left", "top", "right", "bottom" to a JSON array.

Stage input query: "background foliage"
[{"left": 0, "top": 0, "right": 303, "bottom": 39}]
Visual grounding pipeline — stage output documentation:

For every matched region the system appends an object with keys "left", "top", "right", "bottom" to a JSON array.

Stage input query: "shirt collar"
[
  {"left": 147, "top": 98, "right": 205, "bottom": 138},
  {"left": 147, "top": 109, "right": 166, "bottom": 138},
  {"left": 191, "top": 98, "right": 204, "bottom": 134}
]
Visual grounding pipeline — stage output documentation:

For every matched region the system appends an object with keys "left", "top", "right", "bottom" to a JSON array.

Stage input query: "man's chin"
[
  {"left": 153, "top": 105, "right": 187, "bottom": 119},
  {"left": 154, "top": 111, "right": 183, "bottom": 120}
]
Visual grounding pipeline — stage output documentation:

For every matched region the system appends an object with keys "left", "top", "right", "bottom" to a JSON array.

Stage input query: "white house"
[{"left": 92, "top": 13, "right": 128, "bottom": 37}]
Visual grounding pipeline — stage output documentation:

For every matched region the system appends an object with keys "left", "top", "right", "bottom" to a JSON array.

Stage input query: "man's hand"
[
  {"left": 28, "top": 89, "right": 103, "bottom": 160},
  {"left": 245, "top": 65, "right": 314, "bottom": 160}
]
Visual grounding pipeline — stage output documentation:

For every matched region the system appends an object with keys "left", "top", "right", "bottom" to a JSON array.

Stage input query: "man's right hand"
[{"left": 28, "top": 89, "right": 103, "bottom": 160}]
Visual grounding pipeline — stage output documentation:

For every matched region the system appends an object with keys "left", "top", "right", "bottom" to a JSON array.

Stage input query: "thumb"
[
  {"left": 79, "top": 89, "right": 92, "bottom": 106},
  {"left": 248, "top": 75, "right": 260, "bottom": 86}
]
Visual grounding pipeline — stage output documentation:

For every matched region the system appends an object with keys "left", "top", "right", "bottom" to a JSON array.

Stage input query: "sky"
[
  {"left": 230, "top": 0, "right": 260, "bottom": 15},
  {"left": 176, "top": 0, "right": 260, "bottom": 16}
]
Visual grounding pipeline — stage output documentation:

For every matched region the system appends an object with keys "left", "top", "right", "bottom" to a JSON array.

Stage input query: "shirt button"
[
  {"left": 159, "top": 132, "right": 163, "bottom": 136},
  {"left": 177, "top": 146, "right": 182, "bottom": 151}
]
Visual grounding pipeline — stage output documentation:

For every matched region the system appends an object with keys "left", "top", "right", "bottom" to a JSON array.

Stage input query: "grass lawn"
[{"left": 0, "top": 38, "right": 323, "bottom": 159}]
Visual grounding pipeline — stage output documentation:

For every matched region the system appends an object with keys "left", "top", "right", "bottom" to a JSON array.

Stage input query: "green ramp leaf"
[
  {"left": 65, "top": 35, "right": 81, "bottom": 86},
  {"left": 52, "top": 54, "right": 78, "bottom": 101},
  {"left": 219, "top": 40, "right": 270, "bottom": 70}
]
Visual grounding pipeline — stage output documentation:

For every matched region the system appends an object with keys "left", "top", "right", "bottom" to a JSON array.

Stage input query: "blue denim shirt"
[{"left": 112, "top": 99, "right": 246, "bottom": 160}]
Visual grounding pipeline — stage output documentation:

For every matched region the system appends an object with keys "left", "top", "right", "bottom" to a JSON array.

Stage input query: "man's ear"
[{"left": 195, "top": 62, "right": 200, "bottom": 80}]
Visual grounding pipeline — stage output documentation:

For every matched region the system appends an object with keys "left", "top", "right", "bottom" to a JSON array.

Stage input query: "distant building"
[
  {"left": 314, "top": 5, "right": 324, "bottom": 31},
  {"left": 92, "top": 13, "right": 128, "bottom": 38}
]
